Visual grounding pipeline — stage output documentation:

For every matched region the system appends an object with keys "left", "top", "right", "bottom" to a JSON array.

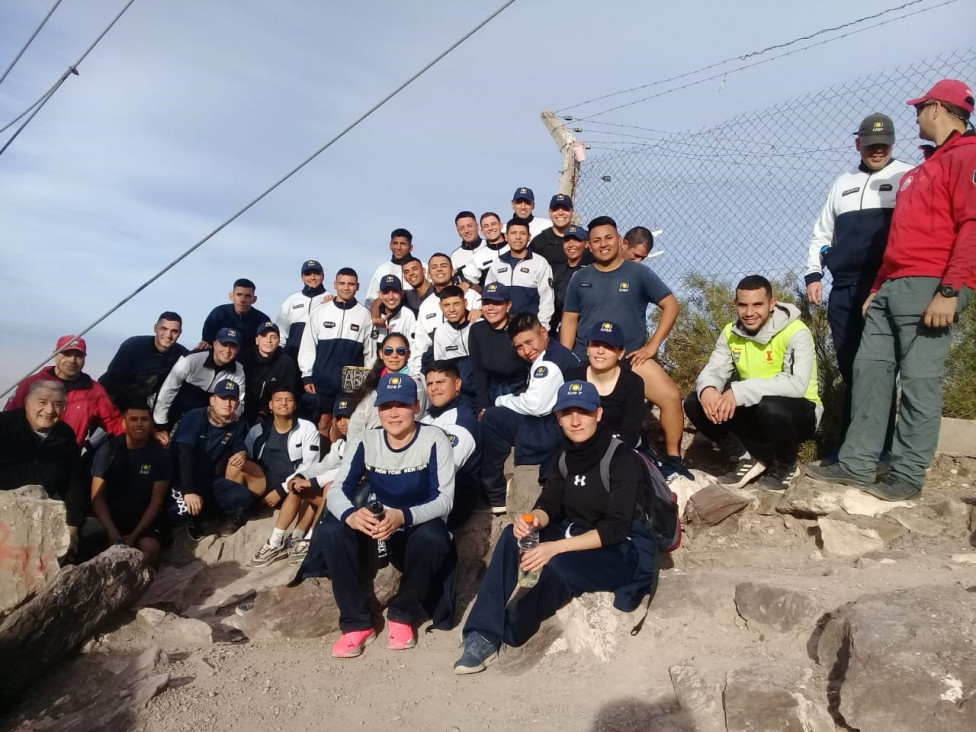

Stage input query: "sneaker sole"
[
  {"left": 332, "top": 631, "right": 377, "bottom": 659},
  {"left": 453, "top": 650, "right": 498, "bottom": 675},
  {"left": 804, "top": 469, "right": 873, "bottom": 488},
  {"left": 389, "top": 637, "right": 417, "bottom": 651},
  {"left": 718, "top": 461, "right": 766, "bottom": 489}
]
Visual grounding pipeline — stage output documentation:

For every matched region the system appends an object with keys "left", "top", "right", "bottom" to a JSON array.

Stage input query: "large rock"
[
  {"left": 235, "top": 577, "right": 339, "bottom": 640},
  {"left": 734, "top": 581, "right": 821, "bottom": 633},
  {"left": 135, "top": 559, "right": 206, "bottom": 613},
  {"left": 669, "top": 664, "right": 725, "bottom": 732},
  {"left": 685, "top": 484, "right": 753, "bottom": 526},
  {"left": 778, "top": 482, "right": 845, "bottom": 518},
  {"left": 506, "top": 464, "right": 543, "bottom": 515},
  {"left": 0, "top": 546, "right": 153, "bottom": 708},
  {"left": 553, "top": 592, "right": 643, "bottom": 662},
  {"left": 815, "top": 585, "right": 976, "bottom": 732},
  {"left": 164, "top": 514, "right": 277, "bottom": 568},
  {"left": 723, "top": 664, "right": 834, "bottom": 732},
  {"left": 0, "top": 485, "right": 71, "bottom": 616}
]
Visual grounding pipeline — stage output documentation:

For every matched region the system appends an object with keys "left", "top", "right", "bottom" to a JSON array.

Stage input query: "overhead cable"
[{"left": 0, "top": 0, "right": 64, "bottom": 87}]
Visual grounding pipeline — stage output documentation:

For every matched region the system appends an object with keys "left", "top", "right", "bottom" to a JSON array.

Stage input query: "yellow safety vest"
[{"left": 723, "top": 320, "right": 821, "bottom": 406}]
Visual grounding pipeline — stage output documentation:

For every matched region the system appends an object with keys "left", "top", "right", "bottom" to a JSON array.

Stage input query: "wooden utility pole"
[{"left": 540, "top": 111, "right": 581, "bottom": 198}]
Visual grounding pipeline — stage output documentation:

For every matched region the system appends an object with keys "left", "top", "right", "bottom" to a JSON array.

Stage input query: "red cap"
[
  {"left": 906, "top": 79, "right": 974, "bottom": 114},
  {"left": 56, "top": 335, "right": 87, "bottom": 355}
]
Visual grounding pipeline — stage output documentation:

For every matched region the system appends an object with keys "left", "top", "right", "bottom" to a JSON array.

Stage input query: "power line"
[
  {"left": 0, "top": 0, "right": 64, "bottom": 87},
  {"left": 571, "top": 0, "right": 959, "bottom": 122},
  {"left": 0, "top": 0, "right": 138, "bottom": 159},
  {"left": 558, "top": 0, "right": 957, "bottom": 117},
  {"left": 0, "top": 0, "right": 520, "bottom": 399}
]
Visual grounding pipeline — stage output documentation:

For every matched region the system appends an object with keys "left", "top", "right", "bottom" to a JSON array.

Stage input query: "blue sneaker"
[
  {"left": 453, "top": 632, "right": 499, "bottom": 675},
  {"left": 660, "top": 455, "right": 693, "bottom": 482}
]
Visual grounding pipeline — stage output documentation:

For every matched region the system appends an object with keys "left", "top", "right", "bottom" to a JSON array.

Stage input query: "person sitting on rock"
[
  {"left": 684, "top": 275, "right": 822, "bottom": 492},
  {"left": 89, "top": 402, "right": 171, "bottom": 566},
  {"left": 480, "top": 312, "right": 579, "bottom": 515},
  {"left": 167, "top": 380, "right": 266, "bottom": 541},
  {"left": 454, "top": 380, "right": 659, "bottom": 674},
  {"left": 0, "top": 380, "right": 85, "bottom": 554},
  {"left": 297, "top": 373, "right": 457, "bottom": 658},
  {"left": 566, "top": 321, "right": 646, "bottom": 450},
  {"left": 421, "top": 360, "right": 481, "bottom": 528}
]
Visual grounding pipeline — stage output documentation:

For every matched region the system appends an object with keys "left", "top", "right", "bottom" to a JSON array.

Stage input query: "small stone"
[
  {"left": 950, "top": 553, "right": 976, "bottom": 565},
  {"left": 818, "top": 517, "right": 885, "bottom": 557},
  {"left": 686, "top": 484, "right": 754, "bottom": 526}
]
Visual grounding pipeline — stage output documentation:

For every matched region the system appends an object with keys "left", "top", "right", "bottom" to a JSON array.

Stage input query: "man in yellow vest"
[{"left": 684, "top": 275, "right": 822, "bottom": 491}]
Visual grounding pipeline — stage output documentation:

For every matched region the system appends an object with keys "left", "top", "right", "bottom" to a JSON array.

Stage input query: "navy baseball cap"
[
  {"left": 375, "top": 373, "right": 418, "bottom": 407},
  {"left": 301, "top": 259, "right": 324, "bottom": 274},
  {"left": 333, "top": 395, "right": 353, "bottom": 418},
  {"left": 554, "top": 380, "right": 601, "bottom": 413},
  {"left": 564, "top": 225, "right": 588, "bottom": 241},
  {"left": 588, "top": 320, "right": 624, "bottom": 349},
  {"left": 379, "top": 274, "right": 403, "bottom": 292},
  {"left": 215, "top": 327, "right": 241, "bottom": 346},
  {"left": 257, "top": 321, "right": 279, "bottom": 336},
  {"left": 512, "top": 187, "right": 535, "bottom": 203},
  {"left": 482, "top": 282, "right": 511, "bottom": 303},
  {"left": 549, "top": 193, "right": 573, "bottom": 210},
  {"left": 213, "top": 379, "right": 240, "bottom": 399}
]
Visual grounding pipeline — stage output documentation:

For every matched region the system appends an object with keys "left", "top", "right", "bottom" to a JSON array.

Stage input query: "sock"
[
  {"left": 269, "top": 527, "right": 288, "bottom": 548},
  {"left": 291, "top": 529, "right": 306, "bottom": 542}
]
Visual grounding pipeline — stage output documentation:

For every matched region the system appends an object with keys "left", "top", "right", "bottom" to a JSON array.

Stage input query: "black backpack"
[{"left": 557, "top": 437, "right": 681, "bottom": 552}]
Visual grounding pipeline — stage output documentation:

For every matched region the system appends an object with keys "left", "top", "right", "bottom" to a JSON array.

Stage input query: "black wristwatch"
[{"left": 939, "top": 284, "right": 958, "bottom": 298}]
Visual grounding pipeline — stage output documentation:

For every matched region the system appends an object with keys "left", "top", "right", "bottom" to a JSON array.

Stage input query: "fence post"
[{"left": 540, "top": 110, "right": 580, "bottom": 198}]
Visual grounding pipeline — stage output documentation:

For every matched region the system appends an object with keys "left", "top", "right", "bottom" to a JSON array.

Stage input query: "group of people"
[{"left": 0, "top": 77, "right": 972, "bottom": 672}]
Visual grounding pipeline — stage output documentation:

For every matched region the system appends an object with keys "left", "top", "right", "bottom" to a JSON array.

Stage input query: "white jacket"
[
  {"left": 245, "top": 418, "right": 321, "bottom": 494},
  {"left": 365, "top": 261, "right": 414, "bottom": 305},
  {"left": 276, "top": 289, "right": 331, "bottom": 351}
]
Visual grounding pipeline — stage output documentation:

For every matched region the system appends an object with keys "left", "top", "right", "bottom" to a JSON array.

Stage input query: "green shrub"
[{"left": 943, "top": 304, "right": 976, "bottom": 419}]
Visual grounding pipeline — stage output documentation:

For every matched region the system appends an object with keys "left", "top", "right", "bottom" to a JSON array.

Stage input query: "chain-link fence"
[{"left": 573, "top": 47, "right": 976, "bottom": 294}]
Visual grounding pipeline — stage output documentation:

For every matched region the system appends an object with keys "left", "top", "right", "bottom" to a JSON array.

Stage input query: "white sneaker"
[
  {"left": 251, "top": 541, "right": 287, "bottom": 567},
  {"left": 289, "top": 538, "right": 311, "bottom": 564}
]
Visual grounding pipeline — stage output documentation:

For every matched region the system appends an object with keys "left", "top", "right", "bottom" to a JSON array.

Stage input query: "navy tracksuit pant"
[{"left": 480, "top": 407, "right": 562, "bottom": 507}]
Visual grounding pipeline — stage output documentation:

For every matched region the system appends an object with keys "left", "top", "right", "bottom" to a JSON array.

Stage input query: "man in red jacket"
[
  {"left": 5, "top": 335, "right": 124, "bottom": 447},
  {"left": 807, "top": 79, "right": 975, "bottom": 501}
]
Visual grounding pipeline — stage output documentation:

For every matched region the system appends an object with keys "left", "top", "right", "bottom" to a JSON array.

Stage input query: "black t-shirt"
[
  {"left": 261, "top": 427, "right": 295, "bottom": 491},
  {"left": 92, "top": 437, "right": 171, "bottom": 530}
]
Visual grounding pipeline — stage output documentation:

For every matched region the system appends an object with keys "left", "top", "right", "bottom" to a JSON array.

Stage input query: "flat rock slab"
[
  {"left": 780, "top": 482, "right": 911, "bottom": 518},
  {"left": 135, "top": 607, "right": 213, "bottom": 648},
  {"left": 686, "top": 484, "right": 754, "bottom": 526},
  {"left": 723, "top": 664, "right": 834, "bottom": 732},
  {"left": 0, "top": 486, "right": 71, "bottom": 616},
  {"left": 734, "top": 581, "right": 821, "bottom": 633},
  {"left": 135, "top": 560, "right": 206, "bottom": 613},
  {"left": 816, "top": 585, "right": 976, "bottom": 732},
  {"left": 938, "top": 417, "right": 976, "bottom": 457},
  {"left": 817, "top": 513, "right": 906, "bottom": 557},
  {"left": 886, "top": 507, "right": 943, "bottom": 536},
  {"left": 236, "top": 577, "right": 339, "bottom": 640}
]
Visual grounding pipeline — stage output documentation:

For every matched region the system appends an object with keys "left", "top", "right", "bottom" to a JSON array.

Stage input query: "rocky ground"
[{"left": 1, "top": 425, "right": 975, "bottom": 732}]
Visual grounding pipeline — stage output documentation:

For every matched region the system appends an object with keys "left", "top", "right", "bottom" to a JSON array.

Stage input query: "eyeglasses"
[{"left": 383, "top": 346, "right": 408, "bottom": 356}]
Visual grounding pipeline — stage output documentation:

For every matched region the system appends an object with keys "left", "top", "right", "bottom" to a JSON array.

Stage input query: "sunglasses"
[{"left": 383, "top": 346, "right": 408, "bottom": 356}]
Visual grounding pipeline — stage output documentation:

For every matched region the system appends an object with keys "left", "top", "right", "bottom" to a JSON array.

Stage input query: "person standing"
[
  {"left": 239, "top": 322, "right": 300, "bottom": 426},
  {"left": 483, "top": 218, "right": 555, "bottom": 326},
  {"left": 807, "top": 79, "right": 976, "bottom": 501},
  {"left": 277, "top": 260, "right": 330, "bottom": 360},
  {"left": 510, "top": 187, "right": 551, "bottom": 239},
  {"left": 468, "top": 282, "right": 527, "bottom": 415},
  {"left": 365, "top": 229, "right": 415, "bottom": 306},
  {"left": 198, "top": 278, "right": 271, "bottom": 355},
  {"left": 804, "top": 114, "right": 912, "bottom": 444}
]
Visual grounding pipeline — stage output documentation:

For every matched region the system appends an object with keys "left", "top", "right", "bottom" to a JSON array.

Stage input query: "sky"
[{"left": 1, "top": 0, "right": 974, "bottom": 392}]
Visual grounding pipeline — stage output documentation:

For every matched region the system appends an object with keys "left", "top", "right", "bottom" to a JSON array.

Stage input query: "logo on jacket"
[
  {"left": 292, "top": 303, "right": 304, "bottom": 310},
  {"left": 222, "top": 432, "right": 232, "bottom": 444},
  {"left": 731, "top": 347, "right": 742, "bottom": 363},
  {"left": 497, "top": 266, "right": 509, "bottom": 273},
  {"left": 447, "top": 433, "right": 459, "bottom": 447},
  {"left": 618, "top": 282, "right": 630, "bottom": 292},
  {"left": 533, "top": 365, "right": 548, "bottom": 378},
  {"left": 520, "top": 267, "right": 530, "bottom": 273},
  {"left": 350, "top": 324, "right": 360, "bottom": 331},
  {"left": 841, "top": 187, "right": 860, "bottom": 197},
  {"left": 900, "top": 175, "right": 913, "bottom": 191},
  {"left": 324, "top": 321, "right": 336, "bottom": 328},
  {"left": 573, "top": 475, "right": 586, "bottom": 486},
  {"left": 139, "top": 463, "right": 151, "bottom": 475},
  {"left": 765, "top": 349, "right": 773, "bottom": 362}
]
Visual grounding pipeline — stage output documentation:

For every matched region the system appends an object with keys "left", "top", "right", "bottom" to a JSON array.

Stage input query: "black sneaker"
[
  {"left": 218, "top": 512, "right": 248, "bottom": 538},
  {"left": 660, "top": 455, "right": 694, "bottom": 483},
  {"left": 759, "top": 460, "right": 798, "bottom": 492},
  {"left": 186, "top": 520, "right": 205, "bottom": 543},
  {"left": 804, "top": 463, "right": 874, "bottom": 488},
  {"left": 862, "top": 475, "right": 921, "bottom": 502},
  {"left": 716, "top": 457, "right": 766, "bottom": 488},
  {"left": 453, "top": 632, "right": 499, "bottom": 675}
]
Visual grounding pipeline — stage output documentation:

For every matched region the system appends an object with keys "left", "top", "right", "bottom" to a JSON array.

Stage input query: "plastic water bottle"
[
  {"left": 367, "top": 500, "right": 389, "bottom": 570},
  {"left": 517, "top": 514, "right": 540, "bottom": 588}
]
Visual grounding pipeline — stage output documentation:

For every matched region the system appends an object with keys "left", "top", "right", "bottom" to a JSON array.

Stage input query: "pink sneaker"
[
  {"left": 388, "top": 620, "right": 416, "bottom": 650},
  {"left": 331, "top": 629, "right": 376, "bottom": 658}
]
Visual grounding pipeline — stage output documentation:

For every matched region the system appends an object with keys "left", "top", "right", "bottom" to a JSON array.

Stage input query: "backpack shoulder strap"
[
  {"left": 558, "top": 451, "right": 568, "bottom": 479},
  {"left": 599, "top": 437, "right": 624, "bottom": 492}
]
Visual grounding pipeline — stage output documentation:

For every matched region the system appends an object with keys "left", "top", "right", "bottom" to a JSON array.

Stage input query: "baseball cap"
[
  {"left": 256, "top": 321, "right": 279, "bottom": 336},
  {"left": 333, "top": 395, "right": 353, "bottom": 419},
  {"left": 301, "top": 259, "right": 324, "bottom": 274},
  {"left": 56, "top": 335, "right": 87, "bottom": 355},
  {"left": 554, "top": 380, "right": 601, "bottom": 413},
  {"left": 481, "top": 282, "right": 511, "bottom": 303},
  {"left": 587, "top": 321, "right": 624, "bottom": 349},
  {"left": 215, "top": 327, "right": 241, "bottom": 346},
  {"left": 854, "top": 113, "right": 895, "bottom": 145},
  {"left": 379, "top": 274, "right": 403, "bottom": 292},
  {"left": 564, "top": 225, "right": 588, "bottom": 241},
  {"left": 213, "top": 379, "right": 240, "bottom": 399},
  {"left": 906, "top": 79, "right": 974, "bottom": 114},
  {"left": 549, "top": 193, "right": 573, "bottom": 210},
  {"left": 374, "top": 373, "right": 418, "bottom": 407},
  {"left": 512, "top": 187, "right": 535, "bottom": 203}
]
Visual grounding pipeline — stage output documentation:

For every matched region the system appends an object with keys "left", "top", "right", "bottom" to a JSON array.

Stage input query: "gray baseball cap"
[{"left": 854, "top": 113, "right": 895, "bottom": 145}]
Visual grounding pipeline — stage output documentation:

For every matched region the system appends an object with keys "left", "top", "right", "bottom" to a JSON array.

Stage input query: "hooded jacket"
[
  {"left": 696, "top": 303, "right": 822, "bottom": 423},
  {"left": 239, "top": 346, "right": 300, "bottom": 425}
]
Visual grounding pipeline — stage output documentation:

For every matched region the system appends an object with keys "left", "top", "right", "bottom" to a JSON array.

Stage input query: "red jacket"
[
  {"left": 873, "top": 131, "right": 976, "bottom": 292},
  {"left": 5, "top": 367, "right": 124, "bottom": 446}
]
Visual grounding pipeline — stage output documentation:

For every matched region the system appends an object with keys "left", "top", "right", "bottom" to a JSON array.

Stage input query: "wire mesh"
[{"left": 572, "top": 48, "right": 976, "bottom": 295}]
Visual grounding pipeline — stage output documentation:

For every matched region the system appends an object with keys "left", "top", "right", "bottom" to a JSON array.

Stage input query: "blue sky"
[{"left": 1, "top": 0, "right": 973, "bottom": 391}]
